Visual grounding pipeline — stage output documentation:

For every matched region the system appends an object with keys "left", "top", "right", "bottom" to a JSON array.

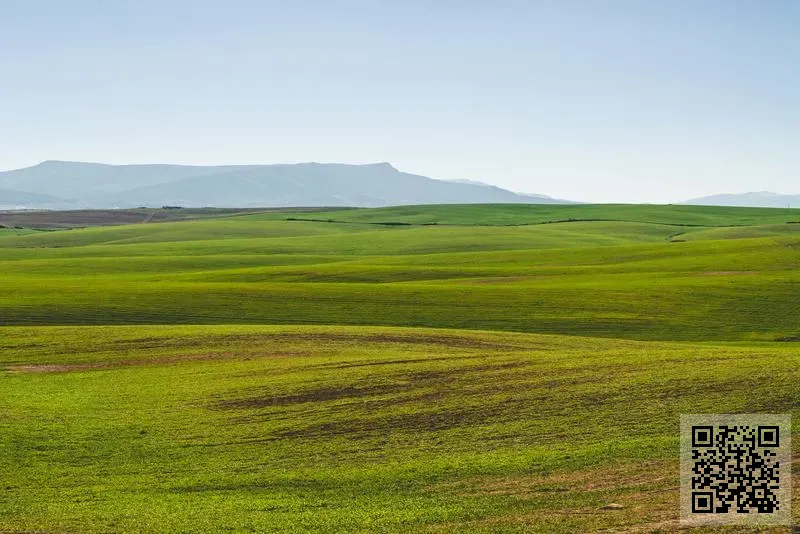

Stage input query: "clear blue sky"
[{"left": 2, "top": 0, "right": 798, "bottom": 202}]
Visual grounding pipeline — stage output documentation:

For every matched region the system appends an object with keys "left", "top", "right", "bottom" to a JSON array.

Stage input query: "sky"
[{"left": 1, "top": 0, "right": 798, "bottom": 203}]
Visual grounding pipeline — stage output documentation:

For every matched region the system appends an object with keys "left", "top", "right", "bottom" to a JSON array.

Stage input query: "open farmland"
[
  {"left": 1, "top": 204, "right": 798, "bottom": 532},
  {"left": 2, "top": 205, "right": 800, "bottom": 341}
]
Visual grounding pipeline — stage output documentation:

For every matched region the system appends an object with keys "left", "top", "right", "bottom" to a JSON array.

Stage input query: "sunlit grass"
[
  {"left": 2, "top": 204, "right": 799, "bottom": 532},
  {"left": 1, "top": 325, "right": 797, "bottom": 532}
]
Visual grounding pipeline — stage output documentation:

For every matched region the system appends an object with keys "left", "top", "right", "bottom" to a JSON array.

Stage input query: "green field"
[{"left": 1, "top": 204, "right": 798, "bottom": 532}]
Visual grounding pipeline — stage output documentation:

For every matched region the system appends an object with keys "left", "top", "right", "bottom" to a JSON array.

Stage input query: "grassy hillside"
[
  {"left": 0, "top": 227, "right": 38, "bottom": 236},
  {"left": 677, "top": 222, "right": 800, "bottom": 241},
  {"left": 0, "top": 207, "right": 342, "bottom": 229},
  {"left": 1, "top": 204, "right": 798, "bottom": 532},
  {"left": 1, "top": 325, "right": 797, "bottom": 533},
  {"left": 266, "top": 203, "right": 800, "bottom": 226},
  {"left": 1, "top": 206, "right": 800, "bottom": 341}
]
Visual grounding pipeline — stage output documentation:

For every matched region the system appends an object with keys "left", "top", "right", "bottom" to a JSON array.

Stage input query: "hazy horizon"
[
  {"left": 2, "top": 159, "right": 799, "bottom": 204},
  {"left": 3, "top": 1, "right": 798, "bottom": 203}
]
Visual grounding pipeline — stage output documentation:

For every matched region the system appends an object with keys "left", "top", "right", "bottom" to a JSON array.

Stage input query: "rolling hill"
[
  {"left": 1, "top": 203, "right": 798, "bottom": 532},
  {"left": 2, "top": 203, "right": 800, "bottom": 340}
]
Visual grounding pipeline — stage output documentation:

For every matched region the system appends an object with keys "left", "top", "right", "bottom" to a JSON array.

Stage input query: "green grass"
[
  {"left": 2, "top": 204, "right": 799, "bottom": 532},
  {"left": 1, "top": 208, "right": 800, "bottom": 341},
  {"left": 0, "top": 227, "right": 39, "bottom": 236},
  {"left": 1, "top": 325, "right": 797, "bottom": 533},
  {"left": 678, "top": 222, "right": 800, "bottom": 241},
  {"left": 0, "top": 207, "right": 349, "bottom": 229},
  {"left": 258, "top": 203, "right": 800, "bottom": 227}
]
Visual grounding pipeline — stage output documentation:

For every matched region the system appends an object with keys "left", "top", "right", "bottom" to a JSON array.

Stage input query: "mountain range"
[
  {"left": 1, "top": 161, "right": 798, "bottom": 210},
  {"left": 0, "top": 161, "right": 571, "bottom": 210},
  {"left": 681, "top": 191, "right": 800, "bottom": 209}
]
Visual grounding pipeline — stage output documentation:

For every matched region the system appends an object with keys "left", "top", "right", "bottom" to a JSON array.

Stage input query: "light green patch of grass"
[
  {"left": 678, "top": 222, "right": 800, "bottom": 241},
  {"left": 0, "top": 325, "right": 797, "bottom": 532},
  {"left": 0, "top": 216, "right": 799, "bottom": 341}
]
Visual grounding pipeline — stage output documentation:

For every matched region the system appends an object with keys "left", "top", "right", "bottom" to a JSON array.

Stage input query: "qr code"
[{"left": 680, "top": 414, "right": 791, "bottom": 527}]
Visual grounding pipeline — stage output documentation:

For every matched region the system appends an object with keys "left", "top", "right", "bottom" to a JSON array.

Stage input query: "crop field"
[{"left": 1, "top": 203, "right": 799, "bottom": 532}]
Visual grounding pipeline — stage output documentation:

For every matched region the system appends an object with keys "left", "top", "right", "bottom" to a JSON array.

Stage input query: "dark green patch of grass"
[{"left": 253, "top": 203, "right": 800, "bottom": 227}]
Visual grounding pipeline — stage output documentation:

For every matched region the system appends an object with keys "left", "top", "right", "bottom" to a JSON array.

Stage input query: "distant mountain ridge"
[
  {"left": 0, "top": 187, "right": 68, "bottom": 208},
  {"left": 682, "top": 191, "right": 800, "bottom": 208},
  {"left": 0, "top": 161, "right": 575, "bottom": 209}
]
